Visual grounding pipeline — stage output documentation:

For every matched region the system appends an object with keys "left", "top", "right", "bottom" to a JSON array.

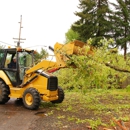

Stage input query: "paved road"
[
  {"left": 0, "top": 99, "right": 80, "bottom": 130},
  {"left": 0, "top": 98, "right": 44, "bottom": 130}
]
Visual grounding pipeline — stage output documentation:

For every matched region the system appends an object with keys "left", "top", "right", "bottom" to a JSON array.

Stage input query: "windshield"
[
  {"left": 18, "top": 51, "right": 33, "bottom": 80},
  {"left": 19, "top": 51, "right": 33, "bottom": 68}
]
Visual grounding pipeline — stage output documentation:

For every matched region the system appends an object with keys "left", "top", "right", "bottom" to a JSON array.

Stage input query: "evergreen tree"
[
  {"left": 110, "top": 0, "right": 130, "bottom": 59},
  {"left": 71, "top": 0, "right": 113, "bottom": 47}
]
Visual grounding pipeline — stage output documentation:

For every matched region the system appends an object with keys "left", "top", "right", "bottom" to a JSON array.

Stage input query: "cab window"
[
  {"left": 5, "top": 54, "right": 12, "bottom": 68},
  {"left": 0, "top": 49, "right": 5, "bottom": 68},
  {"left": 19, "top": 51, "right": 33, "bottom": 80}
]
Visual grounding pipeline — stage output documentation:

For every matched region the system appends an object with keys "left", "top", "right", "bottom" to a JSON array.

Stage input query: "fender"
[{"left": 0, "top": 70, "right": 12, "bottom": 85}]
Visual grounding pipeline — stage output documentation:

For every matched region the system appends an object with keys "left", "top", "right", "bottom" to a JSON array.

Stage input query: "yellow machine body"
[
  {"left": 0, "top": 70, "right": 58, "bottom": 101},
  {"left": 0, "top": 40, "right": 92, "bottom": 109}
]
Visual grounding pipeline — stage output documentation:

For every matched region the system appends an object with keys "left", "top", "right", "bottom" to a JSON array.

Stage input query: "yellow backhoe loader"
[{"left": 0, "top": 40, "right": 89, "bottom": 110}]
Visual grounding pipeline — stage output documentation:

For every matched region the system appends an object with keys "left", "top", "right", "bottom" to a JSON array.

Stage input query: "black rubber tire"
[
  {"left": 23, "top": 88, "right": 41, "bottom": 110},
  {"left": 51, "top": 86, "right": 64, "bottom": 103},
  {"left": 0, "top": 80, "right": 10, "bottom": 104}
]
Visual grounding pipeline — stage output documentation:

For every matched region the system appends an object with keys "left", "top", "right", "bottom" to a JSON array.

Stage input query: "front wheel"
[
  {"left": 23, "top": 88, "right": 41, "bottom": 110},
  {"left": 0, "top": 80, "right": 10, "bottom": 104},
  {"left": 51, "top": 86, "right": 64, "bottom": 103}
]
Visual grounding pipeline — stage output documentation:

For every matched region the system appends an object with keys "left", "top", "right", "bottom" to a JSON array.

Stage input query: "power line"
[
  {"left": 26, "top": 45, "right": 47, "bottom": 48},
  {"left": 0, "top": 41, "right": 15, "bottom": 46}
]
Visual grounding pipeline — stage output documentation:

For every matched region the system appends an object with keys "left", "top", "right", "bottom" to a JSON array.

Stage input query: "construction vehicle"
[
  {"left": 0, "top": 46, "right": 65, "bottom": 109},
  {"left": 0, "top": 16, "right": 91, "bottom": 110},
  {"left": 0, "top": 39, "right": 89, "bottom": 110}
]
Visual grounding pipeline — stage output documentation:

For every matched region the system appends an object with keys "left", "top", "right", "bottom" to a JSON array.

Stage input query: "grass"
[{"left": 40, "top": 88, "right": 130, "bottom": 129}]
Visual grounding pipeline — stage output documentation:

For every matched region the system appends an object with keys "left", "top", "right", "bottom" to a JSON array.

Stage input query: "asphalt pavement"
[{"left": 0, "top": 99, "right": 42, "bottom": 130}]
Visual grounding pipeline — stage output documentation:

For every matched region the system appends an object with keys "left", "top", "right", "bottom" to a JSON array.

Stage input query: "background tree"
[
  {"left": 0, "top": 44, "right": 5, "bottom": 49},
  {"left": 71, "top": 0, "right": 113, "bottom": 46},
  {"left": 65, "top": 28, "right": 79, "bottom": 43},
  {"left": 127, "top": 52, "right": 130, "bottom": 57},
  {"left": 34, "top": 48, "right": 48, "bottom": 63},
  {"left": 110, "top": 0, "right": 130, "bottom": 59}
]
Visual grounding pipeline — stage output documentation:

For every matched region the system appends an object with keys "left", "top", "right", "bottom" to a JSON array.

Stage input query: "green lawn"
[{"left": 40, "top": 88, "right": 130, "bottom": 129}]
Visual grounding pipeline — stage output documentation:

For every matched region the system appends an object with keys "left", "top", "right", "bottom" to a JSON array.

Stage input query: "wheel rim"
[{"left": 25, "top": 93, "right": 33, "bottom": 105}]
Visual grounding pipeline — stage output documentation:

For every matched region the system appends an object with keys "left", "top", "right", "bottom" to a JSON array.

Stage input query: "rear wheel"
[
  {"left": 0, "top": 80, "right": 10, "bottom": 104},
  {"left": 23, "top": 88, "right": 41, "bottom": 110},
  {"left": 51, "top": 86, "right": 64, "bottom": 103}
]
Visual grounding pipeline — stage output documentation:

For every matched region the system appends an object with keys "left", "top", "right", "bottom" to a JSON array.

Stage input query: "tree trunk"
[{"left": 124, "top": 43, "right": 127, "bottom": 60}]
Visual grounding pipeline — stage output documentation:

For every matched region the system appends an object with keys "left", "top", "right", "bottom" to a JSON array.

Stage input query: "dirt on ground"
[
  {"left": 28, "top": 90, "right": 130, "bottom": 130},
  {"left": 0, "top": 90, "right": 130, "bottom": 130},
  {"left": 29, "top": 108, "right": 130, "bottom": 130}
]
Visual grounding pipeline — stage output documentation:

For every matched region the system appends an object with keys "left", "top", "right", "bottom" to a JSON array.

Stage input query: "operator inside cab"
[{"left": 8, "top": 56, "right": 17, "bottom": 69}]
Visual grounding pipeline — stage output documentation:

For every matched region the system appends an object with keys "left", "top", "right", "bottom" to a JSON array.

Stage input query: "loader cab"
[{"left": 0, "top": 48, "right": 34, "bottom": 87}]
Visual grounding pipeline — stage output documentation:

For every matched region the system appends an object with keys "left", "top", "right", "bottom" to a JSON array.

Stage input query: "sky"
[
  {"left": 0, "top": 0, "right": 80, "bottom": 52},
  {"left": 0, "top": 0, "right": 128, "bottom": 55}
]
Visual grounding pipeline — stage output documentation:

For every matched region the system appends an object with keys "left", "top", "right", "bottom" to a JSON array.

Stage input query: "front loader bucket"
[
  {"left": 48, "top": 40, "right": 93, "bottom": 69},
  {"left": 54, "top": 40, "right": 85, "bottom": 56}
]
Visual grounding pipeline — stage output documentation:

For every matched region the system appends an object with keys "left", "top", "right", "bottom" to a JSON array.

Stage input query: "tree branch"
[{"left": 105, "top": 63, "right": 130, "bottom": 73}]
